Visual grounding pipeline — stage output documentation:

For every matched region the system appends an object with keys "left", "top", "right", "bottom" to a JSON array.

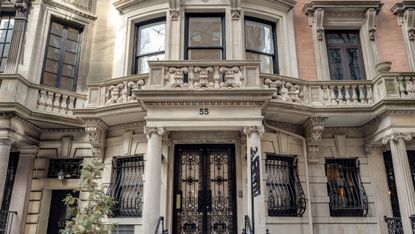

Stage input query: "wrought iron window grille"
[
  {"left": 47, "top": 159, "right": 82, "bottom": 179},
  {"left": 108, "top": 155, "right": 144, "bottom": 217},
  {"left": 325, "top": 158, "right": 368, "bottom": 217},
  {"left": 384, "top": 216, "right": 403, "bottom": 234},
  {"left": 265, "top": 154, "right": 306, "bottom": 217}
]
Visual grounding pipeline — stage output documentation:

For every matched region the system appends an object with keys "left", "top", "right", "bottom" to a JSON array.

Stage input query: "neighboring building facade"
[{"left": 0, "top": 0, "right": 415, "bottom": 233}]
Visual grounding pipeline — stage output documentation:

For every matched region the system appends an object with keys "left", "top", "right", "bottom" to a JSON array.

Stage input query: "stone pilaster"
[
  {"left": 243, "top": 126, "right": 266, "bottom": 234},
  {"left": 84, "top": 119, "right": 108, "bottom": 160},
  {"left": 304, "top": 117, "right": 327, "bottom": 162},
  {"left": 9, "top": 145, "right": 38, "bottom": 234},
  {"left": 365, "top": 143, "right": 392, "bottom": 234},
  {"left": 0, "top": 139, "right": 13, "bottom": 204},
  {"left": 4, "top": 0, "right": 31, "bottom": 74},
  {"left": 382, "top": 133, "right": 415, "bottom": 234},
  {"left": 142, "top": 127, "right": 165, "bottom": 234}
]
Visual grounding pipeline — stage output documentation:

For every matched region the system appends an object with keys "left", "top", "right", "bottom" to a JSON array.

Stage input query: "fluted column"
[
  {"left": 4, "top": 0, "right": 31, "bottom": 74},
  {"left": 382, "top": 133, "right": 415, "bottom": 234},
  {"left": 243, "top": 126, "right": 266, "bottom": 233},
  {"left": 9, "top": 145, "right": 38, "bottom": 234},
  {"left": 142, "top": 127, "right": 165, "bottom": 234},
  {"left": 0, "top": 140, "right": 13, "bottom": 204}
]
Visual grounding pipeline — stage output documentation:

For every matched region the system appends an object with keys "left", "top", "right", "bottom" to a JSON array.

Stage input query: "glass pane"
[
  {"left": 188, "top": 17, "right": 222, "bottom": 47},
  {"left": 0, "top": 44, "right": 3, "bottom": 57},
  {"left": 246, "top": 52, "right": 274, "bottom": 73},
  {"left": 0, "top": 30, "right": 6, "bottom": 41},
  {"left": 6, "top": 29, "right": 13, "bottom": 42},
  {"left": 42, "top": 72, "right": 57, "bottom": 87},
  {"left": 51, "top": 22, "right": 64, "bottom": 36},
  {"left": 137, "top": 53, "right": 165, "bottom": 73},
  {"left": 245, "top": 20, "right": 274, "bottom": 54},
  {"left": 138, "top": 21, "right": 165, "bottom": 55},
  {"left": 45, "top": 59, "right": 59, "bottom": 74},
  {"left": 62, "top": 64, "right": 75, "bottom": 78},
  {"left": 0, "top": 58, "right": 7, "bottom": 72},
  {"left": 67, "top": 28, "right": 80, "bottom": 42},
  {"left": 47, "top": 48, "right": 61, "bottom": 61},
  {"left": 326, "top": 31, "right": 360, "bottom": 45},
  {"left": 0, "top": 18, "right": 11, "bottom": 29},
  {"left": 64, "top": 52, "right": 77, "bottom": 65},
  {"left": 327, "top": 49, "right": 344, "bottom": 80},
  {"left": 49, "top": 34, "right": 62, "bottom": 48},
  {"left": 60, "top": 76, "right": 74, "bottom": 90},
  {"left": 8, "top": 19, "right": 14, "bottom": 29},
  {"left": 65, "top": 40, "right": 78, "bottom": 53},
  {"left": 348, "top": 48, "right": 363, "bottom": 80},
  {"left": 188, "top": 49, "right": 221, "bottom": 60},
  {"left": 3, "top": 44, "right": 9, "bottom": 56}
]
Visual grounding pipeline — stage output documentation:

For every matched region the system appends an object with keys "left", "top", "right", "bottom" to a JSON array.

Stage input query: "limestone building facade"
[{"left": 0, "top": 0, "right": 415, "bottom": 233}]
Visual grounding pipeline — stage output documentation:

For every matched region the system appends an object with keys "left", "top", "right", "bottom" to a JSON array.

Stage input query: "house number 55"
[{"left": 199, "top": 108, "right": 209, "bottom": 115}]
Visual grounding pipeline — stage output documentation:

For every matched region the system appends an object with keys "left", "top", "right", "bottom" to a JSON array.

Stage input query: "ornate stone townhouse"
[{"left": 0, "top": 0, "right": 415, "bottom": 233}]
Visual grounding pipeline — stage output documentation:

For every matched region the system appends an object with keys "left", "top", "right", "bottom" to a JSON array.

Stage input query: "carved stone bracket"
[
  {"left": 304, "top": 117, "right": 327, "bottom": 162},
  {"left": 231, "top": 8, "right": 241, "bottom": 20},
  {"left": 382, "top": 133, "right": 413, "bottom": 145},
  {"left": 393, "top": 2, "right": 415, "bottom": 41},
  {"left": 169, "top": 0, "right": 180, "bottom": 20},
  {"left": 314, "top": 8, "right": 325, "bottom": 41},
  {"left": 243, "top": 126, "right": 265, "bottom": 137},
  {"left": 15, "top": 0, "right": 31, "bottom": 20},
  {"left": 366, "top": 8, "right": 377, "bottom": 41},
  {"left": 144, "top": 127, "right": 166, "bottom": 139},
  {"left": 84, "top": 119, "right": 108, "bottom": 159}
]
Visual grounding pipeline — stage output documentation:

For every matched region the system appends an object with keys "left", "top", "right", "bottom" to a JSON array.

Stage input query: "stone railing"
[
  {"left": 0, "top": 74, "right": 86, "bottom": 117},
  {"left": 86, "top": 75, "right": 147, "bottom": 107}
]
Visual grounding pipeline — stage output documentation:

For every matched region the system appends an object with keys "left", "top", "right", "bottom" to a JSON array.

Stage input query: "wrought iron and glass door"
[{"left": 173, "top": 144, "right": 237, "bottom": 234}]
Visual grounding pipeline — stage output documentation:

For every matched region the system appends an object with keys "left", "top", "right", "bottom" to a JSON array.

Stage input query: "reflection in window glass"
[
  {"left": 134, "top": 20, "right": 165, "bottom": 74},
  {"left": 0, "top": 14, "right": 14, "bottom": 73},
  {"left": 41, "top": 19, "right": 82, "bottom": 91},
  {"left": 245, "top": 18, "right": 277, "bottom": 74}
]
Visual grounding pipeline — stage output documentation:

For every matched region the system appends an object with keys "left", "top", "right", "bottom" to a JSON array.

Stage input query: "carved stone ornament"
[
  {"left": 243, "top": 126, "right": 265, "bottom": 137},
  {"left": 169, "top": 9, "right": 180, "bottom": 21},
  {"left": 366, "top": 8, "right": 377, "bottom": 41},
  {"left": 382, "top": 133, "right": 413, "bottom": 145},
  {"left": 84, "top": 119, "right": 108, "bottom": 159},
  {"left": 405, "top": 8, "right": 415, "bottom": 41},
  {"left": 392, "top": 2, "right": 415, "bottom": 41},
  {"left": 15, "top": 0, "right": 31, "bottom": 20},
  {"left": 144, "top": 127, "right": 166, "bottom": 139},
  {"left": 231, "top": 8, "right": 241, "bottom": 20},
  {"left": 304, "top": 117, "right": 327, "bottom": 162},
  {"left": 314, "top": 8, "right": 325, "bottom": 41},
  {"left": 364, "top": 143, "right": 384, "bottom": 154}
]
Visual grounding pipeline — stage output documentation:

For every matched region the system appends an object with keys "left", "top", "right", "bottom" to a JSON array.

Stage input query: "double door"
[{"left": 173, "top": 144, "right": 237, "bottom": 234}]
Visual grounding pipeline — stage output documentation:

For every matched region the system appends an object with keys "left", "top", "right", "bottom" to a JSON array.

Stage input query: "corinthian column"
[
  {"left": 243, "top": 126, "right": 266, "bottom": 233},
  {"left": 382, "top": 133, "right": 415, "bottom": 234},
  {"left": 142, "top": 127, "right": 165, "bottom": 234}
]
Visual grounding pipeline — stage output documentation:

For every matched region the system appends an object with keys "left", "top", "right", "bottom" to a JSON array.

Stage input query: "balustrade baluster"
[
  {"left": 46, "top": 91, "right": 54, "bottom": 111},
  {"left": 344, "top": 85, "right": 351, "bottom": 104},
  {"left": 358, "top": 85, "right": 367, "bottom": 104},
  {"left": 398, "top": 77, "right": 406, "bottom": 97},
  {"left": 338, "top": 86, "right": 345, "bottom": 105},
  {"left": 67, "top": 96, "right": 76, "bottom": 114},
  {"left": 351, "top": 85, "right": 358, "bottom": 104},
  {"left": 329, "top": 85, "right": 337, "bottom": 105},
  {"left": 60, "top": 95, "right": 69, "bottom": 114},
  {"left": 214, "top": 66, "right": 220, "bottom": 88},
  {"left": 366, "top": 85, "right": 373, "bottom": 104},
  {"left": 53, "top": 93, "right": 62, "bottom": 113},
  {"left": 38, "top": 90, "right": 47, "bottom": 110},
  {"left": 406, "top": 77, "right": 414, "bottom": 96},
  {"left": 322, "top": 86, "right": 329, "bottom": 105}
]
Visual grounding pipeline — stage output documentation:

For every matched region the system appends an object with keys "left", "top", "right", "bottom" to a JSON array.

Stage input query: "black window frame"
[
  {"left": 244, "top": 16, "right": 278, "bottom": 74},
  {"left": 325, "top": 30, "right": 366, "bottom": 81},
  {"left": 41, "top": 17, "right": 83, "bottom": 91},
  {"left": 0, "top": 11, "right": 15, "bottom": 73},
  {"left": 132, "top": 17, "right": 166, "bottom": 74},
  {"left": 325, "top": 158, "right": 368, "bottom": 217},
  {"left": 184, "top": 13, "right": 226, "bottom": 60}
]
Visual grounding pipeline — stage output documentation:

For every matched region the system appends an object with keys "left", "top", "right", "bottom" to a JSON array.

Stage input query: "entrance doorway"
[
  {"left": 173, "top": 144, "right": 237, "bottom": 234},
  {"left": 47, "top": 190, "right": 79, "bottom": 234}
]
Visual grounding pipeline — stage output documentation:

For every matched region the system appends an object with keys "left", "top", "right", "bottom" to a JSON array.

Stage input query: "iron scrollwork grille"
[
  {"left": 47, "top": 159, "right": 82, "bottom": 179},
  {"left": 325, "top": 158, "right": 368, "bottom": 217},
  {"left": 265, "top": 154, "right": 306, "bottom": 216},
  {"left": 108, "top": 156, "right": 144, "bottom": 217},
  {"left": 384, "top": 216, "right": 403, "bottom": 234}
]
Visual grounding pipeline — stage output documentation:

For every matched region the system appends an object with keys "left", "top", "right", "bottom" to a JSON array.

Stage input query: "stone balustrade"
[{"left": 36, "top": 86, "right": 81, "bottom": 115}]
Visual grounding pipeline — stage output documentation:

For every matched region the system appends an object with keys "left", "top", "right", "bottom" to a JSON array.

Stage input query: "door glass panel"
[
  {"left": 327, "top": 48, "right": 344, "bottom": 80},
  {"left": 188, "top": 17, "right": 222, "bottom": 47}
]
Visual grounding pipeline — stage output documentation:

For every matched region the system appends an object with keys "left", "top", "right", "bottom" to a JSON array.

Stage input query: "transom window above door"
[
  {"left": 133, "top": 18, "right": 165, "bottom": 74},
  {"left": 185, "top": 14, "right": 225, "bottom": 60},
  {"left": 245, "top": 17, "right": 277, "bottom": 74}
]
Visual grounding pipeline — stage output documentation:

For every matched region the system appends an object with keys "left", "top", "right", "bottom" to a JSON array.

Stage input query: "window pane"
[
  {"left": 188, "top": 49, "right": 221, "bottom": 60},
  {"left": 0, "top": 58, "right": 7, "bottom": 72},
  {"left": 67, "top": 28, "right": 80, "bottom": 42},
  {"left": 60, "top": 76, "right": 74, "bottom": 90},
  {"left": 137, "top": 53, "right": 165, "bottom": 73},
  {"left": 0, "top": 18, "right": 12, "bottom": 29},
  {"left": 62, "top": 64, "right": 75, "bottom": 77},
  {"left": 245, "top": 20, "right": 274, "bottom": 54},
  {"left": 42, "top": 72, "right": 57, "bottom": 87},
  {"left": 49, "top": 34, "right": 62, "bottom": 48},
  {"left": 188, "top": 17, "right": 222, "bottom": 47},
  {"left": 0, "top": 30, "right": 7, "bottom": 41},
  {"left": 327, "top": 49, "right": 344, "bottom": 80},
  {"left": 65, "top": 40, "right": 78, "bottom": 53},
  {"left": 64, "top": 52, "right": 77, "bottom": 65},
  {"left": 138, "top": 21, "right": 165, "bottom": 55},
  {"left": 246, "top": 52, "right": 273, "bottom": 73},
  {"left": 3, "top": 44, "right": 10, "bottom": 57},
  {"left": 348, "top": 48, "right": 363, "bottom": 80},
  {"left": 326, "top": 32, "right": 360, "bottom": 45},
  {"left": 45, "top": 59, "right": 59, "bottom": 74},
  {"left": 6, "top": 29, "right": 13, "bottom": 42},
  {"left": 51, "top": 22, "right": 64, "bottom": 36},
  {"left": 47, "top": 48, "right": 61, "bottom": 61}
]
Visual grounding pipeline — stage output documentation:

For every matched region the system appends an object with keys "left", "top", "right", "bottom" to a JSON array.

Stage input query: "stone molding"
[
  {"left": 392, "top": 1, "right": 415, "bottom": 70},
  {"left": 14, "top": 0, "right": 31, "bottom": 20},
  {"left": 144, "top": 127, "right": 166, "bottom": 139},
  {"left": 304, "top": 117, "right": 327, "bottom": 162},
  {"left": 46, "top": 0, "right": 97, "bottom": 20},
  {"left": 364, "top": 143, "right": 384, "bottom": 153},
  {"left": 243, "top": 126, "right": 265, "bottom": 137},
  {"left": 109, "top": 121, "right": 146, "bottom": 131},
  {"left": 382, "top": 133, "right": 413, "bottom": 145},
  {"left": 16, "top": 145, "right": 39, "bottom": 157}
]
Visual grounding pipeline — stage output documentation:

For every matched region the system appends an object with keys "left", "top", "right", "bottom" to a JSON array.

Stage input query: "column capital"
[
  {"left": 243, "top": 126, "right": 264, "bottom": 137},
  {"left": 16, "top": 145, "right": 39, "bottom": 157},
  {"left": 144, "top": 127, "right": 166, "bottom": 138},
  {"left": 382, "top": 133, "right": 412, "bottom": 145}
]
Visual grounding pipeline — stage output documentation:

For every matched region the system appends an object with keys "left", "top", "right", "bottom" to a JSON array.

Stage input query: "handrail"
[
  {"left": 154, "top": 216, "right": 168, "bottom": 234},
  {"left": 242, "top": 215, "right": 253, "bottom": 234}
]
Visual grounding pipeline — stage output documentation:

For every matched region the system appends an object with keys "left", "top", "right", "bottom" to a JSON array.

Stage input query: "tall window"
[
  {"left": 185, "top": 14, "right": 225, "bottom": 60},
  {"left": 41, "top": 19, "right": 82, "bottom": 91},
  {"left": 326, "top": 31, "right": 365, "bottom": 80},
  {"left": 108, "top": 156, "right": 144, "bottom": 217},
  {"left": 325, "top": 159, "right": 368, "bottom": 216},
  {"left": 245, "top": 17, "right": 277, "bottom": 74},
  {"left": 0, "top": 13, "right": 14, "bottom": 73},
  {"left": 266, "top": 154, "right": 306, "bottom": 216},
  {"left": 133, "top": 18, "right": 165, "bottom": 74}
]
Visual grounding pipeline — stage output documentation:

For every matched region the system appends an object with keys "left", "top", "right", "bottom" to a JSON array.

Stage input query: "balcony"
[{"left": 0, "top": 211, "right": 16, "bottom": 234}]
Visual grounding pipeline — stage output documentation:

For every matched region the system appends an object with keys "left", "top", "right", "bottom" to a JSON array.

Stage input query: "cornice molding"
[
  {"left": 109, "top": 121, "right": 146, "bottom": 131},
  {"left": 392, "top": 1, "right": 415, "bottom": 15},
  {"left": 303, "top": 1, "right": 383, "bottom": 15},
  {"left": 46, "top": 0, "right": 97, "bottom": 20},
  {"left": 145, "top": 100, "right": 264, "bottom": 107}
]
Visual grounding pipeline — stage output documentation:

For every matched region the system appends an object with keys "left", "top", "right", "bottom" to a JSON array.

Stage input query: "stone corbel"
[
  {"left": 15, "top": 0, "right": 31, "bottom": 20},
  {"left": 243, "top": 126, "right": 265, "bottom": 137},
  {"left": 304, "top": 117, "right": 327, "bottom": 162},
  {"left": 366, "top": 8, "right": 377, "bottom": 41},
  {"left": 314, "top": 8, "right": 325, "bottom": 41},
  {"left": 229, "top": 0, "right": 241, "bottom": 20},
  {"left": 405, "top": 8, "right": 415, "bottom": 41},
  {"left": 169, "top": 0, "right": 180, "bottom": 21},
  {"left": 382, "top": 132, "right": 413, "bottom": 145},
  {"left": 84, "top": 119, "right": 108, "bottom": 160}
]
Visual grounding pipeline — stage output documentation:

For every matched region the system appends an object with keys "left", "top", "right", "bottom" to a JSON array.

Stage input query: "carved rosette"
[
  {"left": 304, "top": 117, "right": 327, "bottom": 162},
  {"left": 144, "top": 127, "right": 166, "bottom": 139},
  {"left": 243, "top": 126, "right": 265, "bottom": 137},
  {"left": 84, "top": 119, "right": 108, "bottom": 159},
  {"left": 382, "top": 133, "right": 413, "bottom": 145}
]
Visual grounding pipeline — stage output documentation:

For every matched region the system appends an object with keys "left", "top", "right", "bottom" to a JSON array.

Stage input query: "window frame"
[
  {"left": 184, "top": 13, "right": 226, "bottom": 60},
  {"left": 244, "top": 16, "right": 279, "bottom": 74},
  {"left": 132, "top": 17, "right": 166, "bottom": 74},
  {"left": 40, "top": 17, "right": 83, "bottom": 91},
  {"left": 0, "top": 11, "right": 15, "bottom": 73},
  {"left": 325, "top": 30, "right": 366, "bottom": 81}
]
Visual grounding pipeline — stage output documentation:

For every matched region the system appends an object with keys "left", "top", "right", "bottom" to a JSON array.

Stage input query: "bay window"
[{"left": 0, "top": 13, "right": 14, "bottom": 73}]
